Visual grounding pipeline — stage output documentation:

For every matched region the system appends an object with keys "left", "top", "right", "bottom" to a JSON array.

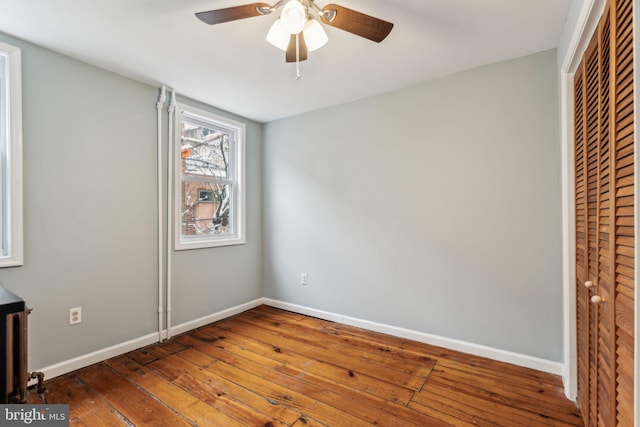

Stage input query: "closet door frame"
[{"left": 559, "top": 0, "right": 637, "bottom": 422}]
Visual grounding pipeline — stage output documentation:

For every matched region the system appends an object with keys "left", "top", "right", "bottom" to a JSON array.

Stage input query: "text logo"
[{"left": 1, "top": 405, "right": 69, "bottom": 426}]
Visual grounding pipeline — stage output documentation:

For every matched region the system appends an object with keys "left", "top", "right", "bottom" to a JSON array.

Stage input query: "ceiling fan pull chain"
[{"left": 296, "top": 33, "right": 301, "bottom": 80}]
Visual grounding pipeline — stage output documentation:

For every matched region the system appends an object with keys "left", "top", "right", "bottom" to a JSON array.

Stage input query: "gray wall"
[
  {"left": 263, "top": 49, "right": 563, "bottom": 361},
  {"left": 557, "top": 0, "right": 587, "bottom": 67},
  {"left": 171, "top": 95, "right": 263, "bottom": 325},
  {"left": 0, "top": 32, "right": 262, "bottom": 371},
  {"left": 0, "top": 27, "right": 561, "bottom": 370}
]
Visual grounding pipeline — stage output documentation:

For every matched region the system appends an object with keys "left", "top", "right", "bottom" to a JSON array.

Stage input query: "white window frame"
[
  {"left": 173, "top": 104, "right": 246, "bottom": 250},
  {"left": 0, "top": 41, "right": 23, "bottom": 267}
]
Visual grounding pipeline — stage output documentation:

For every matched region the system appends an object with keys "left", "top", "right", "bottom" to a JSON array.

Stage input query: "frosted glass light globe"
[
  {"left": 266, "top": 19, "right": 290, "bottom": 51},
  {"left": 280, "top": 0, "right": 306, "bottom": 34},
  {"left": 303, "top": 19, "right": 328, "bottom": 51}
]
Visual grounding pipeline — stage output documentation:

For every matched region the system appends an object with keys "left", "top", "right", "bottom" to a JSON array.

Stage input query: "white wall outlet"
[
  {"left": 301, "top": 273, "right": 309, "bottom": 285},
  {"left": 69, "top": 307, "right": 82, "bottom": 325}
]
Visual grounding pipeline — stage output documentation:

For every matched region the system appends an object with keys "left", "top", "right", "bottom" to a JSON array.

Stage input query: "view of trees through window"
[{"left": 180, "top": 119, "right": 233, "bottom": 237}]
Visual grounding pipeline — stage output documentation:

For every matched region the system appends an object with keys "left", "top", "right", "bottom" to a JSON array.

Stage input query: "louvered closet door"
[
  {"left": 573, "top": 0, "right": 635, "bottom": 425},
  {"left": 612, "top": 0, "right": 635, "bottom": 423},
  {"left": 575, "top": 21, "right": 613, "bottom": 427}
]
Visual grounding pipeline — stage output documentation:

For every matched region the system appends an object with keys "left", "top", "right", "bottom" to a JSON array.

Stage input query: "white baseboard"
[
  {"left": 35, "top": 297, "right": 563, "bottom": 382},
  {"left": 168, "top": 298, "right": 264, "bottom": 337},
  {"left": 35, "top": 298, "right": 264, "bottom": 381},
  {"left": 34, "top": 332, "right": 160, "bottom": 382},
  {"left": 263, "top": 298, "right": 564, "bottom": 376}
]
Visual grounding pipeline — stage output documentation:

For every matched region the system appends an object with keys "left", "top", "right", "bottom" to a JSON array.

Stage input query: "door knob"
[
  {"left": 585, "top": 281, "right": 595, "bottom": 288},
  {"left": 591, "top": 295, "right": 604, "bottom": 304}
]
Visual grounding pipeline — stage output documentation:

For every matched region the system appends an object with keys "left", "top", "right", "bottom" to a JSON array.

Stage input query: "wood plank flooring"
[{"left": 27, "top": 305, "right": 583, "bottom": 426}]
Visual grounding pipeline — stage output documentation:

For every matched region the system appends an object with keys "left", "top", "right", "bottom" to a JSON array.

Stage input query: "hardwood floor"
[{"left": 28, "top": 305, "right": 582, "bottom": 426}]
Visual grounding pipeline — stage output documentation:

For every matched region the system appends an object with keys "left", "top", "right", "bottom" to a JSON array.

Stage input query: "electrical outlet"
[
  {"left": 69, "top": 307, "right": 82, "bottom": 325},
  {"left": 301, "top": 273, "right": 308, "bottom": 285}
]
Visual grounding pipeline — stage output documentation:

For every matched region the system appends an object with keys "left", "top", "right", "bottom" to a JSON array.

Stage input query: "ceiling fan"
[{"left": 195, "top": 0, "right": 393, "bottom": 75}]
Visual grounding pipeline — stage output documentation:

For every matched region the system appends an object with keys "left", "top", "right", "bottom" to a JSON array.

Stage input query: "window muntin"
[{"left": 175, "top": 105, "right": 245, "bottom": 249}]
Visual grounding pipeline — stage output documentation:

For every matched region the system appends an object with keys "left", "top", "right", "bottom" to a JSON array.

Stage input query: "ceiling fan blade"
[
  {"left": 320, "top": 4, "right": 393, "bottom": 43},
  {"left": 196, "top": 3, "right": 271, "bottom": 25},
  {"left": 285, "top": 33, "right": 308, "bottom": 63}
]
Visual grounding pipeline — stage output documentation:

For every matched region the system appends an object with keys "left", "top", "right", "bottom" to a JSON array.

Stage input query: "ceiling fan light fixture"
[
  {"left": 266, "top": 19, "right": 290, "bottom": 50},
  {"left": 303, "top": 18, "right": 328, "bottom": 52},
  {"left": 195, "top": 1, "right": 394, "bottom": 78},
  {"left": 280, "top": 0, "right": 306, "bottom": 34}
]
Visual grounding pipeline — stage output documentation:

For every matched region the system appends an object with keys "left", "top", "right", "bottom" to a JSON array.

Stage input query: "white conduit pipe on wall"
[
  {"left": 156, "top": 86, "right": 167, "bottom": 342},
  {"left": 166, "top": 88, "right": 176, "bottom": 340}
]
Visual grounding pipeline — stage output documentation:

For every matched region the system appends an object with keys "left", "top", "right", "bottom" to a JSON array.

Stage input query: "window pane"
[
  {"left": 181, "top": 181, "right": 233, "bottom": 237},
  {"left": 175, "top": 103, "right": 245, "bottom": 250},
  {"left": 181, "top": 118, "right": 230, "bottom": 180}
]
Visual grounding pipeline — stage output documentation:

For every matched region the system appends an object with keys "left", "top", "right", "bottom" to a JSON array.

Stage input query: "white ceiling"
[{"left": 0, "top": 0, "right": 572, "bottom": 123}]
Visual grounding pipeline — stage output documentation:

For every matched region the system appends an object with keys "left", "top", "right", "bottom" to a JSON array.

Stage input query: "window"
[
  {"left": 0, "top": 41, "right": 23, "bottom": 267},
  {"left": 174, "top": 104, "right": 245, "bottom": 250}
]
